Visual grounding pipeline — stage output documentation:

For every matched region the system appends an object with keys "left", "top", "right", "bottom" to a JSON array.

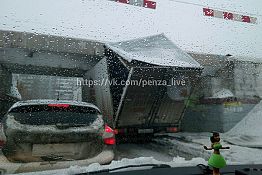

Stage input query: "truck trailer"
[{"left": 84, "top": 34, "right": 202, "bottom": 139}]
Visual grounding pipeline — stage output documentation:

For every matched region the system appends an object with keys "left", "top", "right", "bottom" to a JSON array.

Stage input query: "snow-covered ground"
[
  {"left": 1, "top": 100, "right": 262, "bottom": 174},
  {"left": 13, "top": 156, "right": 207, "bottom": 175},
  {"left": 226, "top": 101, "right": 262, "bottom": 138},
  {"left": 160, "top": 101, "right": 262, "bottom": 163},
  {"left": 2, "top": 100, "right": 262, "bottom": 175},
  {"left": 115, "top": 143, "right": 175, "bottom": 162},
  {"left": 155, "top": 132, "right": 262, "bottom": 165},
  {"left": 224, "top": 101, "right": 262, "bottom": 148},
  {"left": 152, "top": 101, "right": 262, "bottom": 165},
  {"left": 12, "top": 129, "right": 262, "bottom": 175}
]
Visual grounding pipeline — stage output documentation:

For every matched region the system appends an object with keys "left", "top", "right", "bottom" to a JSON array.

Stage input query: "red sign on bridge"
[
  {"left": 203, "top": 8, "right": 257, "bottom": 24},
  {"left": 111, "top": 0, "right": 156, "bottom": 9}
]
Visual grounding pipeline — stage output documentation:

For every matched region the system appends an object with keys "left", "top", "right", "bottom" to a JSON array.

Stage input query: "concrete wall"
[
  {"left": 234, "top": 61, "right": 262, "bottom": 98},
  {"left": 0, "top": 30, "right": 104, "bottom": 56},
  {"left": 196, "top": 61, "right": 234, "bottom": 98},
  {"left": 181, "top": 59, "right": 261, "bottom": 133},
  {"left": 0, "top": 30, "right": 105, "bottom": 76},
  {"left": 12, "top": 74, "right": 82, "bottom": 101},
  {"left": 0, "top": 48, "right": 101, "bottom": 77},
  {"left": 181, "top": 103, "right": 256, "bottom": 132},
  {"left": 199, "top": 60, "right": 262, "bottom": 100}
]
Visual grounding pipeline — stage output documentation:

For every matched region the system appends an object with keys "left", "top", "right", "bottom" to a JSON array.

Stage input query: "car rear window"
[{"left": 8, "top": 104, "right": 100, "bottom": 126}]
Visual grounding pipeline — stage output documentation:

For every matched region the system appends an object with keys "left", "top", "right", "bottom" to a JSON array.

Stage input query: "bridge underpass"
[
  {"left": 0, "top": 29, "right": 105, "bottom": 116},
  {"left": 1, "top": 29, "right": 261, "bottom": 133},
  {"left": 0, "top": 48, "right": 101, "bottom": 76},
  {"left": 0, "top": 29, "right": 105, "bottom": 76}
]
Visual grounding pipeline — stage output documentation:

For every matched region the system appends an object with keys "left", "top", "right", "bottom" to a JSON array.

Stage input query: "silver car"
[{"left": 0, "top": 100, "right": 114, "bottom": 173}]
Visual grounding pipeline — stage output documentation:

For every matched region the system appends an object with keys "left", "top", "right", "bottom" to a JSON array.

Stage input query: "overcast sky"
[{"left": 0, "top": 0, "right": 261, "bottom": 58}]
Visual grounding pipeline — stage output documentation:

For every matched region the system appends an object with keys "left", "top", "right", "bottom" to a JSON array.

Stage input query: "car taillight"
[
  {"left": 103, "top": 124, "right": 115, "bottom": 145},
  {"left": 0, "top": 140, "right": 5, "bottom": 148},
  {"left": 166, "top": 127, "right": 179, "bottom": 133},
  {"left": 104, "top": 137, "right": 116, "bottom": 145},
  {"left": 0, "top": 123, "right": 5, "bottom": 148},
  {"left": 105, "top": 124, "right": 114, "bottom": 133}
]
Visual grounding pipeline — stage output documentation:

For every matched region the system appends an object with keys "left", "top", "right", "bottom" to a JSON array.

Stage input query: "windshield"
[{"left": 0, "top": 0, "right": 262, "bottom": 174}]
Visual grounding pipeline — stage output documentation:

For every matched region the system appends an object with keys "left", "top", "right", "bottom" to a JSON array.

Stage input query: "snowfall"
[
  {"left": 0, "top": 100, "right": 260, "bottom": 175},
  {"left": 1, "top": 0, "right": 262, "bottom": 174},
  {"left": 1, "top": 0, "right": 262, "bottom": 59}
]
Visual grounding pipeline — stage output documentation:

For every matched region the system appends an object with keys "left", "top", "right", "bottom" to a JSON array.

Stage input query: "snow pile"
[
  {"left": 15, "top": 157, "right": 206, "bottom": 175},
  {"left": 157, "top": 132, "right": 262, "bottom": 165},
  {"left": 106, "top": 34, "right": 201, "bottom": 68},
  {"left": 226, "top": 101, "right": 262, "bottom": 137},
  {"left": 224, "top": 101, "right": 262, "bottom": 147},
  {"left": 211, "top": 88, "right": 234, "bottom": 99},
  {"left": 9, "top": 85, "right": 22, "bottom": 100}
]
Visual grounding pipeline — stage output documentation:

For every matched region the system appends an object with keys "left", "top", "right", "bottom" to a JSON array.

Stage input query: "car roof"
[{"left": 9, "top": 99, "right": 101, "bottom": 113}]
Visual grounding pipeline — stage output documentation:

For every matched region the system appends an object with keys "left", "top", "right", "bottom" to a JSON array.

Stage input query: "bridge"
[
  {"left": 0, "top": 30, "right": 105, "bottom": 76},
  {"left": 1, "top": 29, "right": 262, "bottom": 133},
  {"left": 0, "top": 29, "right": 105, "bottom": 115}
]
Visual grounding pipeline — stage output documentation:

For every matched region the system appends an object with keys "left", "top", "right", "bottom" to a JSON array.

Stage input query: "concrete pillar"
[
  {"left": 0, "top": 64, "right": 14, "bottom": 118},
  {"left": 233, "top": 61, "right": 262, "bottom": 99},
  {"left": 0, "top": 64, "right": 12, "bottom": 95},
  {"left": 255, "top": 64, "right": 262, "bottom": 98}
]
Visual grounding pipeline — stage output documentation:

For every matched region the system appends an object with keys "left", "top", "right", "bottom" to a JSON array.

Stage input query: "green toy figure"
[{"left": 203, "top": 132, "right": 230, "bottom": 175}]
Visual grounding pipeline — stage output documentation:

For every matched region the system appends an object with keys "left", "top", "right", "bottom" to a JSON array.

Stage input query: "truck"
[{"left": 83, "top": 34, "right": 202, "bottom": 139}]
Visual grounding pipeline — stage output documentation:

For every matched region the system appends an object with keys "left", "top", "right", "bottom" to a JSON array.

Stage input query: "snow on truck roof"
[
  {"left": 9, "top": 100, "right": 101, "bottom": 112},
  {"left": 106, "top": 34, "right": 202, "bottom": 69}
]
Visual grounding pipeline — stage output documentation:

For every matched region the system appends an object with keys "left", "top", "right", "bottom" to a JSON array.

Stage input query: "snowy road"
[
  {"left": 115, "top": 142, "right": 174, "bottom": 162},
  {"left": 3, "top": 134, "right": 262, "bottom": 174},
  {"left": 115, "top": 130, "right": 262, "bottom": 166}
]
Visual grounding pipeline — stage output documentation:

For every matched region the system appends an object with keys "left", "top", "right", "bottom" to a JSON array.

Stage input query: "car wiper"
[
  {"left": 196, "top": 164, "right": 213, "bottom": 174},
  {"left": 41, "top": 155, "right": 64, "bottom": 161},
  {"left": 69, "top": 123, "right": 87, "bottom": 127},
  {"left": 41, "top": 155, "right": 75, "bottom": 161},
  {"left": 81, "top": 164, "right": 171, "bottom": 174}
]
